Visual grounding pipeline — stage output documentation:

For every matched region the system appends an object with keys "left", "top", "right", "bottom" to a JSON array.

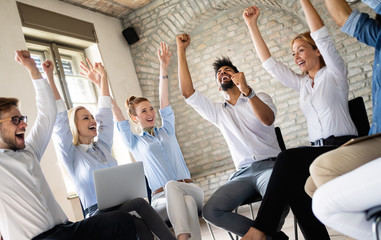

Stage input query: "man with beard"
[
  {"left": 0, "top": 50, "right": 136, "bottom": 240},
  {"left": 176, "top": 34, "right": 288, "bottom": 239}
]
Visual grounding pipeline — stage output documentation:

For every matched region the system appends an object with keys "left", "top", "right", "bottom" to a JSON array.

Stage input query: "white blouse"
[{"left": 263, "top": 26, "right": 357, "bottom": 142}]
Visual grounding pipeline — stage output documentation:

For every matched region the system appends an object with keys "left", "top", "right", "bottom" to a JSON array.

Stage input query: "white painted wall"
[{"left": 0, "top": 0, "right": 141, "bottom": 221}]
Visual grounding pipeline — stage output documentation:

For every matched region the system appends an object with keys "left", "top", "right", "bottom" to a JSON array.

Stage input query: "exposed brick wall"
[{"left": 122, "top": 0, "right": 375, "bottom": 200}]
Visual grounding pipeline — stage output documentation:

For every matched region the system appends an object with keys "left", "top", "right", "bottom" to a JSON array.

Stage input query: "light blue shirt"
[
  {"left": 117, "top": 105, "right": 190, "bottom": 192},
  {"left": 342, "top": 2, "right": 381, "bottom": 134},
  {"left": 52, "top": 97, "right": 117, "bottom": 209}
]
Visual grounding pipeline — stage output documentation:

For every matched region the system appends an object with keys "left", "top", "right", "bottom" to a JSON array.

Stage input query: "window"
[
  {"left": 27, "top": 40, "right": 99, "bottom": 197},
  {"left": 27, "top": 41, "right": 99, "bottom": 112}
]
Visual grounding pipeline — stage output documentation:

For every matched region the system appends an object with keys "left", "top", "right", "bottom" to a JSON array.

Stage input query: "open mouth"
[
  {"left": 221, "top": 75, "right": 231, "bottom": 82},
  {"left": 298, "top": 61, "right": 305, "bottom": 67},
  {"left": 88, "top": 125, "right": 97, "bottom": 131},
  {"left": 146, "top": 117, "right": 154, "bottom": 123},
  {"left": 15, "top": 132, "right": 25, "bottom": 142}
]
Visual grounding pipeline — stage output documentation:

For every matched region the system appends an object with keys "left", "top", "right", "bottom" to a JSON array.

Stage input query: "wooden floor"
[{"left": 199, "top": 201, "right": 350, "bottom": 240}]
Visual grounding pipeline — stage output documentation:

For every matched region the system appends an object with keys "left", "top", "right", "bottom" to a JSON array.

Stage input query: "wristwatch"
[{"left": 244, "top": 87, "right": 256, "bottom": 99}]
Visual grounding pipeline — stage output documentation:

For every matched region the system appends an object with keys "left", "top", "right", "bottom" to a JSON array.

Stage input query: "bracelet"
[
  {"left": 244, "top": 87, "right": 256, "bottom": 99},
  {"left": 159, "top": 75, "right": 168, "bottom": 80}
]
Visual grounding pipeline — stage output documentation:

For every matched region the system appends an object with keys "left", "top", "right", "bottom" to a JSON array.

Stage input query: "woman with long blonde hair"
[{"left": 50, "top": 58, "right": 175, "bottom": 240}]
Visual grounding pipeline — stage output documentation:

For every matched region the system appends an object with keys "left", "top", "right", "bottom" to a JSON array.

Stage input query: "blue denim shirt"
[{"left": 342, "top": 1, "right": 381, "bottom": 134}]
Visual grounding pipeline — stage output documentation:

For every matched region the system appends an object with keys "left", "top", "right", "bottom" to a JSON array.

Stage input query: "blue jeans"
[{"left": 202, "top": 159, "right": 288, "bottom": 237}]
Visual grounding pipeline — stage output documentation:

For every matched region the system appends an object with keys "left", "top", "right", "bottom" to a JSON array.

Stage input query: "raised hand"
[
  {"left": 231, "top": 72, "right": 251, "bottom": 96},
  {"left": 176, "top": 34, "right": 191, "bottom": 50},
  {"left": 15, "top": 50, "right": 41, "bottom": 80},
  {"left": 80, "top": 58, "right": 101, "bottom": 87},
  {"left": 42, "top": 60, "right": 61, "bottom": 100},
  {"left": 42, "top": 60, "right": 54, "bottom": 77},
  {"left": 157, "top": 42, "right": 172, "bottom": 68},
  {"left": 243, "top": 6, "right": 260, "bottom": 26},
  {"left": 93, "top": 62, "right": 107, "bottom": 78}
]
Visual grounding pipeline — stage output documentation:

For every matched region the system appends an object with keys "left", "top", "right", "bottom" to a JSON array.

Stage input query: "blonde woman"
[{"left": 50, "top": 59, "right": 175, "bottom": 240}]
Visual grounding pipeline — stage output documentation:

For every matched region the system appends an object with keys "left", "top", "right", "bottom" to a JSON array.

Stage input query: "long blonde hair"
[
  {"left": 291, "top": 32, "right": 326, "bottom": 74},
  {"left": 67, "top": 106, "right": 85, "bottom": 146}
]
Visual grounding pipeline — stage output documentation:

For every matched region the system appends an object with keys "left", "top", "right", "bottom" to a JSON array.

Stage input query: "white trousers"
[
  {"left": 313, "top": 157, "right": 381, "bottom": 240},
  {"left": 151, "top": 181, "right": 204, "bottom": 240}
]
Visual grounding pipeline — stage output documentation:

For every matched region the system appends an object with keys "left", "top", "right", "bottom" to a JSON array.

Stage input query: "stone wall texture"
[{"left": 121, "top": 0, "right": 375, "bottom": 201}]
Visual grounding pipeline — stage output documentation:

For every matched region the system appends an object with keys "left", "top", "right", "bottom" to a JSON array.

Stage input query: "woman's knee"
[
  {"left": 184, "top": 195, "right": 197, "bottom": 209},
  {"left": 164, "top": 180, "right": 178, "bottom": 191}
]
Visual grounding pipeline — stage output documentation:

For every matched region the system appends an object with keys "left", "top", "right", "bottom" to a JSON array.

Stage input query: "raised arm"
[
  {"left": 43, "top": 60, "right": 61, "bottom": 100},
  {"left": 176, "top": 34, "right": 195, "bottom": 98},
  {"left": 157, "top": 42, "right": 172, "bottom": 109},
  {"left": 323, "top": 0, "right": 352, "bottom": 27},
  {"left": 15, "top": 50, "right": 57, "bottom": 160},
  {"left": 111, "top": 98, "right": 126, "bottom": 122},
  {"left": 15, "top": 50, "right": 42, "bottom": 80},
  {"left": 243, "top": 6, "right": 271, "bottom": 63},
  {"left": 299, "top": 0, "right": 324, "bottom": 33},
  {"left": 80, "top": 58, "right": 110, "bottom": 97}
]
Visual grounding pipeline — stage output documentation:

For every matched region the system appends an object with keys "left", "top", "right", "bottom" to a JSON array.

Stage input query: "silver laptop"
[{"left": 93, "top": 161, "right": 147, "bottom": 210}]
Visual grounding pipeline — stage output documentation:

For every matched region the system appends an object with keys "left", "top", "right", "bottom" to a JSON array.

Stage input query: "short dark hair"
[
  {"left": 213, "top": 57, "right": 239, "bottom": 75},
  {"left": 0, "top": 97, "right": 18, "bottom": 118}
]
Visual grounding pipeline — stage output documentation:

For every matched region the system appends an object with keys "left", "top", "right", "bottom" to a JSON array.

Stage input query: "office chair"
[
  {"left": 366, "top": 205, "right": 381, "bottom": 240},
  {"left": 348, "top": 96, "right": 370, "bottom": 137}
]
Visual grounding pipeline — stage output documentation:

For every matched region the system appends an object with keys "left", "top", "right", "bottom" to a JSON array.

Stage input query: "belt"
[
  {"left": 84, "top": 204, "right": 98, "bottom": 217},
  {"left": 311, "top": 135, "right": 357, "bottom": 146},
  {"left": 152, "top": 179, "right": 193, "bottom": 196}
]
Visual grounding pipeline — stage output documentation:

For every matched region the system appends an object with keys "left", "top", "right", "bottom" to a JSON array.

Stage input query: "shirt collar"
[
  {"left": 224, "top": 93, "right": 246, "bottom": 108},
  {"left": 79, "top": 142, "right": 94, "bottom": 152},
  {"left": 140, "top": 126, "right": 158, "bottom": 136}
]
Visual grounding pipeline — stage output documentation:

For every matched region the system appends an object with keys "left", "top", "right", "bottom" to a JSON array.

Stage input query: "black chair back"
[
  {"left": 348, "top": 97, "right": 370, "bottom": 137},
  {"left": 275, "top": 127, "right": 286, "bottom": 151},
  {"left": 145, "top": 176, "right": 152, "bottom": 204}
]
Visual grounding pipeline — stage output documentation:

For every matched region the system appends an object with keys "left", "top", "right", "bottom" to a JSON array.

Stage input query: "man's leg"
[
  {"left": 203, "top": 179, "right": 258, "bottom": 236},
  {"left": 203, "top": 162, "right": 274, "bottom": 237},
  {"left": 251, "top": 160, "right": 289, "bottom": 234},
  {"left": 33, "top": 211, "right": 136, "bottom": 240},
  {"left": 310, "top": 136, "right": 381, "bottom": 193}
]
